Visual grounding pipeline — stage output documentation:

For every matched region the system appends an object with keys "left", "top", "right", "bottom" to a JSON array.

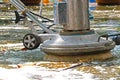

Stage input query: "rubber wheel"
[{"left": 23, "top": 33, "right": 41, "bottom": 50}]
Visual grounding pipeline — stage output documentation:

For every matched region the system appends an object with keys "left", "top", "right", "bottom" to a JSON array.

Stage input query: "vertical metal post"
[{"left": 64, "top": 0, "right": 90, "bottom": 31}]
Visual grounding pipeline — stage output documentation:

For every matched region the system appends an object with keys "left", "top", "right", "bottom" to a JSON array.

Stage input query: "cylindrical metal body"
[{"left": 64, "top": 0, "right": 89, "bottom": 31}]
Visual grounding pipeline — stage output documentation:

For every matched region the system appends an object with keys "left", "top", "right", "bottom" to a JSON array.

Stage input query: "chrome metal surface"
[
  {"left": 40, "top": 32, "right": 115, "bottom": 55},
  {"left": 40, "top": 0, "right": 115, "bottom": 55},
  {"left": 38, "top": 34, "right": 58, "bottom": 42},
  {"left": 64, "top": 0, "right": 89, "bottom": 30},
  {"left": 54, "top": 2, "right": 67, "bottom": 25}
]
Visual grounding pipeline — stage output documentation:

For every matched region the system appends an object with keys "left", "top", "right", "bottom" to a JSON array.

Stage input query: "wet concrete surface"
[{"left": 0, "top": 3, "right": 120, "bottom": 80}]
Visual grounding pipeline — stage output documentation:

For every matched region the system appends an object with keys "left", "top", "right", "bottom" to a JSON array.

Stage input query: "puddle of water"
[{"left": 0, "top": 49, "right": 44, "bottom": 64}]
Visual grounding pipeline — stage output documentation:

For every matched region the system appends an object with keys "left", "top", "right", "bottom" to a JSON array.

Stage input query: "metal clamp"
[{"left": 98, "top": 34, "right": 108, "bottom": 42}]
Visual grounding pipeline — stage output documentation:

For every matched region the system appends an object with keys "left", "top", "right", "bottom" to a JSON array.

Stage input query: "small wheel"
[{"left": 23, "top": 33, "right": 41, "bottom": 50}]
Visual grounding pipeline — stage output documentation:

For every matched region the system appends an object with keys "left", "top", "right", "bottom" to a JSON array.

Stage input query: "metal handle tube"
[
  {"left": 26, "top": 12, "right": 54, "bottom": 33},
  {"left": 10, "top": 0, "right": 54, "bottom": 33},
  {"left": 10, "top": 0, "right": 26, "bottom": 11}
]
